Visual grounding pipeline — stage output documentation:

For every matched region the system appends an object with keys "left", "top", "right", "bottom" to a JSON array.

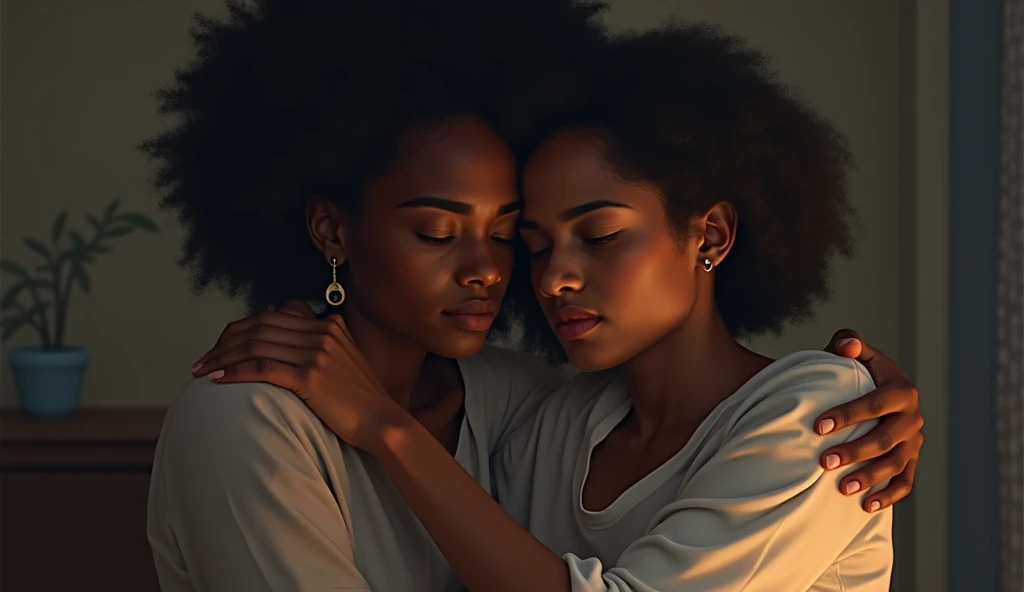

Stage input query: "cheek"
[
  {"left": 598, "top": 235, "right": 695, "bottom": 318},
  {"left": 347, "top": 231, "right": 449, "bottom": 307}
]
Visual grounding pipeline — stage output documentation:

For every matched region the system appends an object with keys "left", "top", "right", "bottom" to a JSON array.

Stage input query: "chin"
[
  {"left": 425, "top": 329, "right": 490, "bottom": 360},
  {"left": 562, "top": 341, "right": 630, "bottom": 372}
]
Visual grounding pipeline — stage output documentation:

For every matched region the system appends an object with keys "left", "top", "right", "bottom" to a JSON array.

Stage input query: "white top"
[
  {"left": 493, "top": 351, "right": 894, "bottom": 592},
  {"left": 147, "top": 345, "right": 559, "bottom": 592}
]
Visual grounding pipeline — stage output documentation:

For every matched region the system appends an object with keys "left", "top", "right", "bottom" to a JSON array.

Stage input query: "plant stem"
[
  {"left": 52, "top": 258, "right": 67, "bottom": 349},
  {"left": 51, "top": 224, "right": 106, "bottom": 349},
  {"left": 24, "top": 283, "right": 53, "bottom": 349}
]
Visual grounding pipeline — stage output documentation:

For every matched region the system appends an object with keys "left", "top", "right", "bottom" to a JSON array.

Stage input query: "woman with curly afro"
[{"left": 153, "top": 2, "right": 921, "bottom": 590}]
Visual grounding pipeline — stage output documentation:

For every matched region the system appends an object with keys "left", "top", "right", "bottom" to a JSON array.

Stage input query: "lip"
[
  {"left": 552, "top": 306, "right": 603, "bottom": 341},
  {"left": 442, "top": 299, "right": 498, "bottom": 332}
]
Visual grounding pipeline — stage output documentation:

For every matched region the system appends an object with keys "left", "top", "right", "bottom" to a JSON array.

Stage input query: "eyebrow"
[
  {"left": 519, "top": 199, "right": 632, "bottom": 229},
  {"left": 397, "top": 196, "right": 522, "bottom": 216}
]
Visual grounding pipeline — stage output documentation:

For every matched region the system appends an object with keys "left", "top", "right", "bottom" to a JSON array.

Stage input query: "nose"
[
  {"left": 456, "top": 242, "right": 503, "bottom": 288},
  {"left": 536, "top": 250, "right": 584, "bottom": 298}
]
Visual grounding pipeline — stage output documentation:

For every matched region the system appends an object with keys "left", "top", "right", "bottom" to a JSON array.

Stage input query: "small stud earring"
[
  {"left": 325, "top": 257, "right": 346, "bottom": 306},
  {"left": 702, "top": 258, "right": 714, "bottom": 272}
]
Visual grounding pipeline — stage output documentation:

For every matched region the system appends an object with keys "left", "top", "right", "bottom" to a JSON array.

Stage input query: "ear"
[
  {"left": 697, "top": 202, "right": 737, "bottom": 268},
  {"left": 306, "top": 197, "right": 350, "bottom": 265}
]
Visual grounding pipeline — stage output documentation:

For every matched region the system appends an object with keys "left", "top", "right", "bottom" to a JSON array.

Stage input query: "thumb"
[
  {"left": 278, "top": 299, "right": 316, "bottom": 319},
  {"left": 825, "top": 328, "right": 863, "bottom": 360}
]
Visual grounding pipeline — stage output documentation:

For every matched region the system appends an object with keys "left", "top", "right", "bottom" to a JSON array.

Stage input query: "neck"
[
  {"left": 623, "top": 294, "right": 770, "bottom": 438},
  {"left": 340, "top": 304, "right": 429, "bottom": 411}
]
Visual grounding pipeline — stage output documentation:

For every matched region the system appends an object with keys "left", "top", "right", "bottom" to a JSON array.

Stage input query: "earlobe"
[{"left": 306, "top": 196, "right": 348, "bottom": 266}]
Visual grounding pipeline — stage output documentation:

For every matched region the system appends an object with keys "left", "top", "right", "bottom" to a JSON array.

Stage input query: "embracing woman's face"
[
  {"left": 519, "top": 131, "right": 708, "bottom": 371},
  {"left": 312, "top": 117, "right": 520, "bottom": 359}
]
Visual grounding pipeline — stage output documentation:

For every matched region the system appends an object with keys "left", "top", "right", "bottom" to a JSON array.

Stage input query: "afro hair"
[
  {"left": 506, "top": 21, "right": 861, "bottom": 360},
  {"left": 140, "top": 0, "right": 608, "bottom": 359}
]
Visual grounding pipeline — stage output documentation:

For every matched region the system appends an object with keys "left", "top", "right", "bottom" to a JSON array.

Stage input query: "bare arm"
[{"left": 367, "top": 409, "right": 572, "bottom": 592}]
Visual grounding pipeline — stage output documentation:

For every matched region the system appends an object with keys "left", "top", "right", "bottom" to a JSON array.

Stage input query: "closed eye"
[
  {"left": 583, "top": 230, "right": 624, "bottom": 246},
  {"left": 416, "top": 233, "right": 455, "bottom": 245}
]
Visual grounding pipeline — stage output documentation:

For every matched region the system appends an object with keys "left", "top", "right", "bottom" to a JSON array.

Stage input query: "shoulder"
[
  {"left": 752, "top": 350, "right": 874, "bottom": 407},
  {"left": 158, "top": 377, "right": 333, "bottom": 468},
  {"left": 727, "top": 351, "right": 875, "bottom": 435},
  {"left": 167, "top": 376, "right": 321, "bottom": 434}
]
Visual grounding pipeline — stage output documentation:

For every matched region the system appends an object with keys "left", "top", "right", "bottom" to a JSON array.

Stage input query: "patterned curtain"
[{"left": 998, "top": 0, "right": 1024, "bottom": 590}]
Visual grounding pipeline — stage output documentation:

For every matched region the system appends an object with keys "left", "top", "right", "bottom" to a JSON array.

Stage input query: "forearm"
[{"left": 367, "top": 414, "right": 571, "bottom": 592}]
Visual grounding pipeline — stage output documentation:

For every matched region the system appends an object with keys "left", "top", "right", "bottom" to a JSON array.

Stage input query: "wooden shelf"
[
  {"left": 1, "top": 408, "right": 167, "bottom": 468},
  {"left": 0, "top": 408, "right": 166, "bottom": 444},
  {"left": 0, "top": 408, "right": 166, "bottom": 591}
]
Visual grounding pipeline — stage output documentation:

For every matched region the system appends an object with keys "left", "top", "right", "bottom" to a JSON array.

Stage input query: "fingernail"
[
  {"left": 845, "top": 481, "right": 861, "bottom": 494},
  {"left": 869, "top": 500, "right": 881, "bottom": 512},
  {"left": 209, "top": 370, "right": 225, "bottom": 380},
  {"left": 818, "top": 418, "right": 836, "bottom": 434},
  {"left": 191, "top": 362, "right": 203, "bottom": 373},
  {"left": 825, "top": 454, "right": 841, "bottom": 470},
  {"left": 836, "top": 338, "right": 859, "bottom": 348}
]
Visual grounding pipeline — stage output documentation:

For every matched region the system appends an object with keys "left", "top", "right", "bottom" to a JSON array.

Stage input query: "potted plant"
[{"left": 1, "top": 198, "right": 158, "bottom": 419}]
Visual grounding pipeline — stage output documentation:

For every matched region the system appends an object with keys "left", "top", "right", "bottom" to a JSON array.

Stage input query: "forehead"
[
  {"left": 523, "top": 131, "right": 614, "bottom": 195},
  {"left": 365, "top": 118, "right": 517, "bottom": 207},
  {"left": 522, "top": 131, "right": 662, "bottom": 218}
]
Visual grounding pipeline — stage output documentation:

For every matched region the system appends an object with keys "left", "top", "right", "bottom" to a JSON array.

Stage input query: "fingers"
[
  {"left": 861, "top": 458, "right": 918, "bottom": 512},
  {"left": 834, "top": 438, "right": 921, "bottom": 495},
  {"left": 819, "top": 409, "right": 925, "bottom": 471},
  {"left": 197, "top": 340, "right": 317, "bottom": 378},
  {"left": 322, "top": 314, "right": 380, "bottom": 383},
  {"left": 194, "top": 323, "right": 329, "bottom": 376},
  {"left": 821, "top": 412, "right": 923, "bottom": 470},
  {"left": 824, "top": 328, "right": 864, "bottom": 359},
  {"left": 815, "top": 385, "right": 918, "bottom": 435},
  {"left": 210, "top": 358, "right": 306, "bottom": 397},
  {"left": 278, "top": 300, "right": 316, "bottom": 318},
  {"left": 195, "top": 311, "right": 326, "bottom": 369}
]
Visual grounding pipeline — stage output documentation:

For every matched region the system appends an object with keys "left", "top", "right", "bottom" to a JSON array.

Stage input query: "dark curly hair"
[
  {"left": 141, "top": 0, "right": 607, "bottom": 360},
  {"left": 505, "top": 21, "right": 860, "bottom": 361}
]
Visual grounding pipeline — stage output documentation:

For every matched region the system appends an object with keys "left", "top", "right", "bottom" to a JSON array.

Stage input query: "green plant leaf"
[
  {"left": 69, "top": 231, "right": 85, "bottom": 247},
  {"left": 0, "top": 259, "right": 28, "bottom": 277},
  {"left": 104, "top": 198, "right": 121, "bottom": 222},
  {"left": 91, "top": 244, "right": 111, "bottom": 254},
  {"left": 1, "top": 283, "right": 26, "bottom": 310},
  {"left": 116, "top": 212, "right": 159, "bottom": 232},
  {"left": 0, "top": 280, "right": 48, "bottom": 311},
  {"left": 51, "top": 210, "right": 69, "bottom": 243},
  {"left": 1, "top": 315, "right": 29, "bottom": 341},
  {"left": 87, "top": 215, "right": 102, "bottom": 231},
  {"left": 24, "top": 237, "right": 51, "bottom": 260},
  {"left": 71, "top": 264, "right": 91, "bottom": 294},
  {"left": 16, "top": 299, "right": 49, "bottom": 327},
  {"left": 104, "top": 226, "right": 134, "bottom": 239},
  {"left": 25, "top": 300, "right": 50, "bottom": 318},
  {"left": 35, "top": 264, "right": 50, "bottom": 273}
]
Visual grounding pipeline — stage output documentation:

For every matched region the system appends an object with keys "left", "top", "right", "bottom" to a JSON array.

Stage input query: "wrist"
[{"left": 361, "top": 402, "right": 419, "bottom": 456}]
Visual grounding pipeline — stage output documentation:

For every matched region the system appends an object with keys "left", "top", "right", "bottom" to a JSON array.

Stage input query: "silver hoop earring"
[
  {"left": 325, "top": 257, "right": 346, "bottom": 306},
  {"left": 702, "top": 258, "right": 714, "bottom": 272}
]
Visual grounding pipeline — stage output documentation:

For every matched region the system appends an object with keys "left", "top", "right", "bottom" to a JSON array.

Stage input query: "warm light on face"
[{"left": 520, "top": 131, "right": 706, "bottom": 371}]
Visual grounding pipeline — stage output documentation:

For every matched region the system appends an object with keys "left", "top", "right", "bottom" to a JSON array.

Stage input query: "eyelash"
[
  {"left": 416, "top": 233, "right": 455, "bottom": 245},
  {"left": 583, "top": 230, "right": 624, "bottom": 246},
  {"left": 416, "top": 233, "right": 515, "bottom": 247},
  {"left": 528, "top": 230, "right": 623, "bottom": 259}
]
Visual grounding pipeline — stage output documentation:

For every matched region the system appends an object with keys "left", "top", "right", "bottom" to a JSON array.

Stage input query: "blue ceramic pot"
[{"left": 8, "top": 347, "right": 89, "bottom": 420}]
